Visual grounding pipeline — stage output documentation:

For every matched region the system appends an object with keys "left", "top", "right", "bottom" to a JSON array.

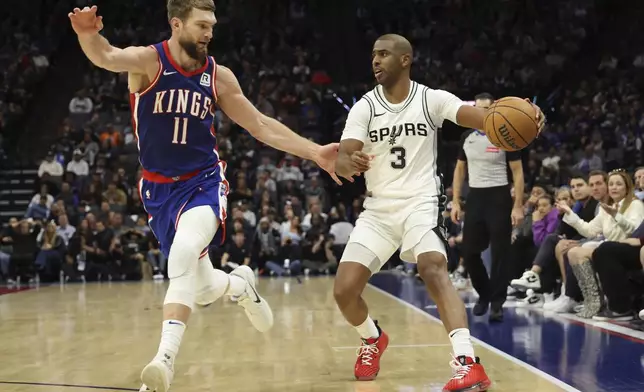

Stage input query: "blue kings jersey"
[{"left": 130, "top": 41, "right": 219, "bottom": 177}]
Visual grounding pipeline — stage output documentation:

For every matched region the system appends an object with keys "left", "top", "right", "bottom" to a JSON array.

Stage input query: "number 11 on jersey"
[{"left": 172, "top": 117, "right": 188, "bottom": 144}]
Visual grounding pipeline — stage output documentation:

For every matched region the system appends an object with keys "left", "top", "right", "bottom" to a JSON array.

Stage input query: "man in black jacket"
[{"left": 510, "top": 172, "right": 598, "bottom": 306}]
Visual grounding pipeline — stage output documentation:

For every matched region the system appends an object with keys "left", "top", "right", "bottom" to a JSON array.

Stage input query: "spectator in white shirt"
[
  {"left": 66, "top": 149, "right": 90, "bottom": 177},
  {"left": 302, "top": 198, "right": 328, "bottom": 232},
  {"left": 257, "top": 156, "right": 277, "bottom": 178},
  {"left": 68, "top": 91, "right": 93, "bottom": 114},
  {"left": 30, "top": 184, "right": 55, "bottom": 209},
  {"left": 56, "top": 214, "right": 76, "bottom": 246},
  {"left": 38, "top": 152, "right": 64, "bottom": 178},
  {"left": 276, "top": 156, "right": 304, "bottom": 183},
  {"left": 542, "top": 147, "right": 561, "bottom": 172}
]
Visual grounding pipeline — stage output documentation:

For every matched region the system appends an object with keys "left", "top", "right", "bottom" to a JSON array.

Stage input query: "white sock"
[
  {"left": 456, "top": 265, "right": 465, "bottom": 274},
  {"left": 155, "top": 320, "right": 186, "bottom": 365},
  {"left": 226, "top": 275, "right": 247, "bottom": 297},
  {"left": 355, "top": 316, "right": 379, "bottom": 340},
  {"left": 449, "top": 328, "right": 475, "bottom": 359}
]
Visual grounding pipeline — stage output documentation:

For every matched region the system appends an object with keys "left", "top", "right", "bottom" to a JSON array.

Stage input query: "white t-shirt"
[{"left": 341, "top": 81, "right": 463, "bottom": 199}]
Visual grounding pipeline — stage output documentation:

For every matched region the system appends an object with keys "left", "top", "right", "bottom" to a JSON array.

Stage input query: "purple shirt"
[{"left": 533, "top": 208, "right": 560, "bottom": 246}]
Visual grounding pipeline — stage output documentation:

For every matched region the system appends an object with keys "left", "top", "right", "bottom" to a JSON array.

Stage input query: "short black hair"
[
  {"left": 474, "top": 92, "right": 494, "bottom": 101},
  {"left": 569, "top": 171, "right": 588, "bottom": 184}
]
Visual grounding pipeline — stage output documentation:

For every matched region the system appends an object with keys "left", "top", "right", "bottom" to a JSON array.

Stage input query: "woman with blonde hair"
[{"left": 556, "top": 169, "right": 644, "bottom": 318}]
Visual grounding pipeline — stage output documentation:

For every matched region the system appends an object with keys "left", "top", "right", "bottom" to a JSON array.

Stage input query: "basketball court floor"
[{"left": 1, "top": 273, "right": 643, "bottom": 392}]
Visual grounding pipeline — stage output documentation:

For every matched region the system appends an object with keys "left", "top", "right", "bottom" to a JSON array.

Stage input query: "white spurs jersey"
[{"left": 341, "top": 81, "right": 464, "bottom": 199}]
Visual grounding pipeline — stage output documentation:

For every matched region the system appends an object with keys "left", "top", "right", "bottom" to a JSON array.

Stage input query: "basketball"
[{"left": 484, "top": 97, "right": 538, "bottom": 151}]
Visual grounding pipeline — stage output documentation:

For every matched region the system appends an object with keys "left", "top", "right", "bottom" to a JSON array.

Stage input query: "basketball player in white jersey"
[{"left": 334, "top": 34, "right": 544, "bottom": 391}]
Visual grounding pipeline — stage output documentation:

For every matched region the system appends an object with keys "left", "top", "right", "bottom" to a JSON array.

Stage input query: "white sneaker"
[
  {"left": 230, "top": 265, "right": 274, "bottom": 332},
  {"left": 574, "top": 304, "right": 585, "bottom": 314},
  {"left": 153, "top": 273, "right": 164, "bottom": 280},
  {"left": 517, "top": 289, "right": 544, "bottom": 307},
  {"left": 140, "top": 357, "right": 173, "bottom": 392},
  {"left": 639, "top": 309, "right": 644, "bottom": 320},
  {"left": 545, "top": 296, "right": 579, "bottom": 313},
  {"left": 543, "top": 294, "right": 565, "bottom": 310},
  {"left": 452, "top": 277, "right": 468, "bottom": 290},
  {"left": 511, "top": 271, "right": 541, "bottom": 291}
]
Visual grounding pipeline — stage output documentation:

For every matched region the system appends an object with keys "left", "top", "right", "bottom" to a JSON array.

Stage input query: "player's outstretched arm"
[
  {"left": 215, "top": 65, "right": 343, "bottom": 185},
  {"left": 69, "top": 6, "right": 155, "bottom": 74},
  {"left": 431, "top": 90, "right": 545, "bottom": 132}
]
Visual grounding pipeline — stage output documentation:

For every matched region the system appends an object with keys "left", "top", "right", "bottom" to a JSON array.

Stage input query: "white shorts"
[{"left": 340, "top": 196, "right": 448, "bottom": 273}]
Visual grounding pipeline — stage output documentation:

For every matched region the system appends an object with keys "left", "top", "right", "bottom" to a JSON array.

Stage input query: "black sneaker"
[
  {"left": 592, "top": 309, "right": 634, "bottom": 321},
  {"left": 472, "top": 300, "right": 489, "bottom": 316},
  {"left": 489, "top": 303, "right": 504, "bottom": 323}
]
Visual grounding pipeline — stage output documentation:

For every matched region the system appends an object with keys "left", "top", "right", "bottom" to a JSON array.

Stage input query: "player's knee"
[
  {"left": 417, "top": 252, "right": 448, "bottom": 284},
  {"left": 333, "top": 265, "right": 366, "bottom": 306},
  {"left": 168, "top": 230, "right": 209, "bottom": 279},
  {"left": 165, "top": 258, "right": 198, "bottom": 310}
]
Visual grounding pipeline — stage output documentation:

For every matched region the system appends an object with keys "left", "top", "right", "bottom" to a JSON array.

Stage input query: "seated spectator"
[
  {"left": 302, "top": 196, "right": 328, "bottom": 232},
  {"left": 56, "top": 213, "right": 76, "bottom": 246},
  {"left": 560, "top": 170, "right": 644, "bottom": 318},
  {"left": 532, "top": 194, "right": 559, "bottom": 247},
  {"left": 25, "top": 195, "right": 51, "bottom": 221},
  {"left": 103, "top": 182, "right": 127, "bottom": 211},
  {"left": 301, "top": 232, "right": 337, "bottom": 275},
  {"left": 252, "top": 217, "right": 281, "bottom": 272},
  {"left": 221, "top": 232, "right": 251, "bottom": 271},
  {"left": 276, "top": 156, "right": 304, "bottom": 183},
  {"left": 38, "top": 152, "right": 64, "bottom": 179},
  {"left": 147, "top": 236, "right": 165, "bottom": 280},
  {"left": 57, "top": 182, "right": 78, "bottom": 210},
  {"left": 66, "top": 149, "right": 90, "bottom": 178},
  {"left": 0, "top": 218, "right": 18, "bottom": 281},
  {"left": 85, "top": 221, "right": 115, "bottom": 280},
  {"left": 591, "top": 230, "right": 644, "bottom": 321},
  {"left": 30, "top": 184, "right": 54, "bottom": 209},
  {"left": 111, "top": 229, "right": 146, "bottom": 280},
  {"left": 35, "top": 220, "right": 66, "bottom": 280}
]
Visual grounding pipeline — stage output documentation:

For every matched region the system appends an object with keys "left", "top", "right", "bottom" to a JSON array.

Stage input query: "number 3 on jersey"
[
  {"left": 172, "top": 117, "right": 188, "bottom": 144},
  {"left": 390, "top": 147, "right": 406, "bottom": 169}
]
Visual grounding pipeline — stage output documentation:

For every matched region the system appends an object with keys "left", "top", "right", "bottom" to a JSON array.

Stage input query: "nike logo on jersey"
[
  {"left": 163, "top": 70, "right": 177, "bottom": 75},
  {"left": 374, "top": 112, "right": 385, "bottom": 117}
]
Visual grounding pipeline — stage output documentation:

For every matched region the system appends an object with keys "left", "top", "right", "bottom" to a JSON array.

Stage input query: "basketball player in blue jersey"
[{"left": 69, "top": 2, "right": 344, "bottom": 391}]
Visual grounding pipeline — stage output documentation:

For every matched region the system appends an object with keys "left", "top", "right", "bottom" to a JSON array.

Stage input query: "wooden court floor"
[{"left": 0, "top": 277, "right": 567, "bottom": 392}]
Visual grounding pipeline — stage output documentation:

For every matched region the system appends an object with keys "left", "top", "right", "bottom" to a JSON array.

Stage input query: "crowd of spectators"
[{"left": 0, "top": 0, "right": 72, "bottom": 162}]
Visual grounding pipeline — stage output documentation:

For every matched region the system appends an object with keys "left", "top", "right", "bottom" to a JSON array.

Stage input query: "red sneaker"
[
  {"left": 354, "top": 326, "right": 389, "bottom": 381},
  {"left": 443, "top": 356, "right": 492, "bottom": 392}
]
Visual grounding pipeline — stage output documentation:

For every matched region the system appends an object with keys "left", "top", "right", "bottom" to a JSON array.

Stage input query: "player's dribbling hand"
[
  {"left": 68, "top": 5, "right": 104, "bottom": 36},
  {"left": 524, "top": 98, "right": 546, "bottom": 135}
]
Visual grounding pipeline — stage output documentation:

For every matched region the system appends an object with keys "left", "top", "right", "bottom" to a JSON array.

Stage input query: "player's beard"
[{"left": 179, "top": 35, "right": 207, "bottom": 63}]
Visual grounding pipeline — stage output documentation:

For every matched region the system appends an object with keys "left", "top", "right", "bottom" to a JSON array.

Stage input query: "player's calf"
[{"left": 416, "top": 252, "right": 491, "bottom": 391}]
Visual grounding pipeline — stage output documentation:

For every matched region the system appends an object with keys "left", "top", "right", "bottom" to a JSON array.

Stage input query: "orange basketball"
[{"left": 484, "top": 97, "right": 538, "bottom": 151}]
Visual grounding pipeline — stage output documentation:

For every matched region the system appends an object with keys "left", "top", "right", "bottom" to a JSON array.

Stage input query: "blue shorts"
[{"left": 138, "top": 163, "right": 229, "bottom": 258}]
